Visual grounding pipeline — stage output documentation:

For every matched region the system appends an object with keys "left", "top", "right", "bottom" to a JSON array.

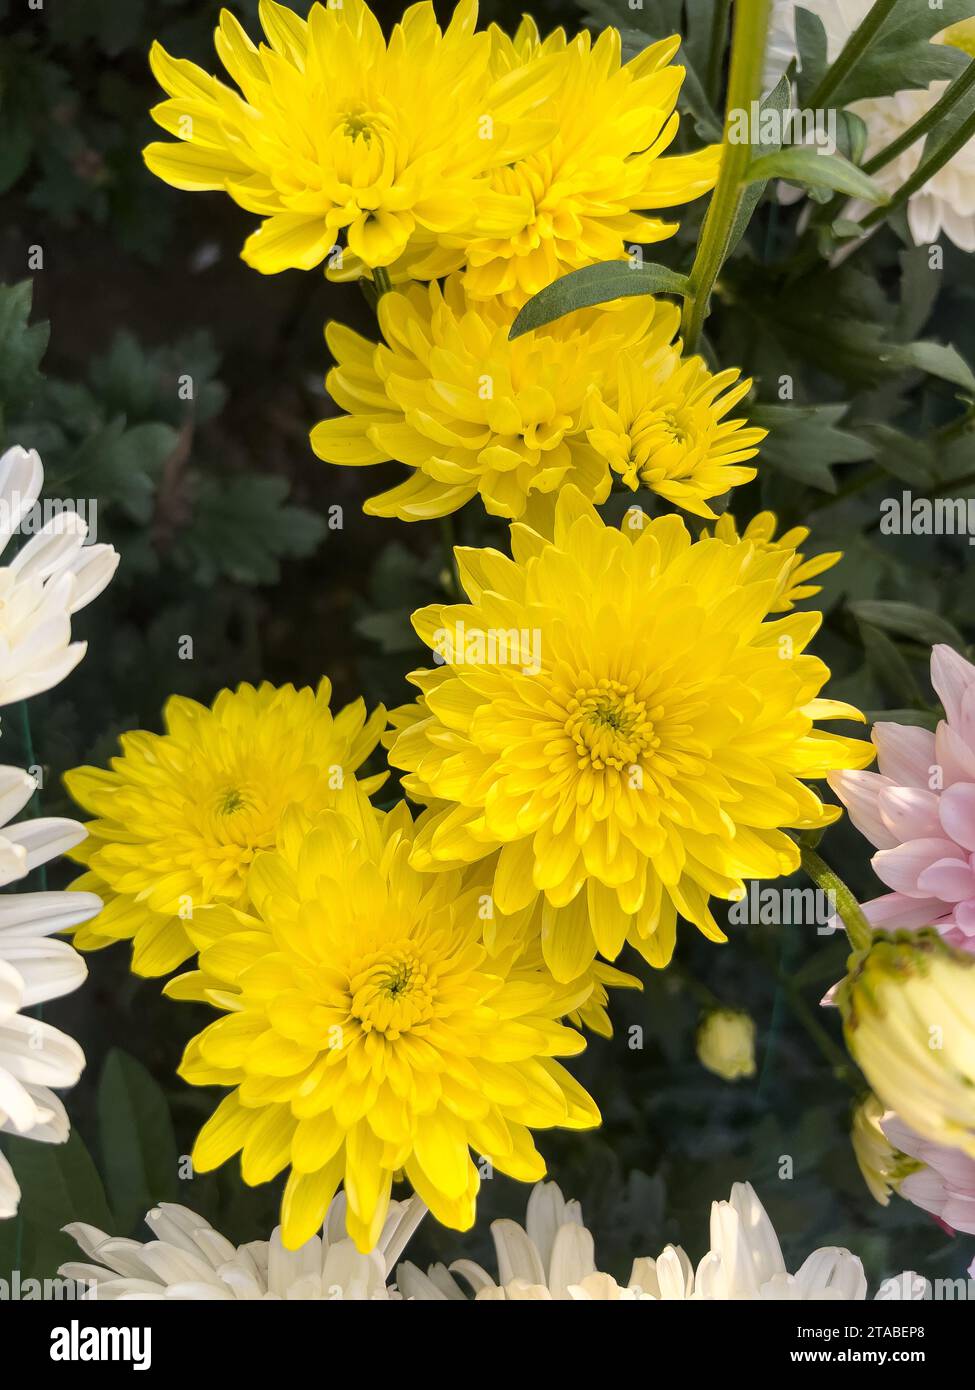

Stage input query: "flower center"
[
  {"left": 343, "top": 111, "right": 373, "bottom": 143},
  {"left": 218, "top": 788, "right": 247, "bottom": 815},
  {"left": 349, "top": 946, "right": 434, "bottom": 1037},
  {"left": 565, "top": 681, "right": 661, "bottom": 771}
]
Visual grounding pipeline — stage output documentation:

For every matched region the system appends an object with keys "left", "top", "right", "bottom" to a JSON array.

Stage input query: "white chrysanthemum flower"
[
  {"left": 695, "top": 1182, "right": 868, "bottom": 1300},
  {"left": 60, "top": 1194, "right": 426, "bottom": 1300},
  {"left": 764, "top": 0, "right": 870, "bottom": 88},
  {"left": 398, "top": 1180, "right": 923, "bottom": 1301},
  {"left": 0, "top": 771, "right": 102, "bottom": 1217},
  {"left": 765, "top": 4, "right": 975, "bottom": 251},
  {"left": 848, "top": 84, "right": 975, "bottom": 251},
  {"left": 0, "top": 444, "right": 119, "bottom": 708}
]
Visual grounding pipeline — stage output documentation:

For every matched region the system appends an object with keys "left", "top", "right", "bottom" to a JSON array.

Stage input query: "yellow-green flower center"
[
  {"left": 349, "top": 946, "right": 435, "bottom": 1037},
  {"left": 566, "top": 681, "right": 661, "bottom": 771},
  {"left": 342, "top": 110, "right": 374, "bottom": 143}
]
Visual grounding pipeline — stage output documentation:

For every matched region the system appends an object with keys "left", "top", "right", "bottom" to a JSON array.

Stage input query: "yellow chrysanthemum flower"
[
  {"left": 327, "top": 18, "right": 718, "bottom": 302},
  {"left": 708, "top": 512, "right": 842, "bottom": 612},
  {"left": 312, "top": 276, "right": 677, "bottom": 520},
  {"left": 464, "top": 20, "right": 719, "bottom": 306},
  {"left": 386, "top": 486, "right": 873, "bottom": 981},
  {"left": 940, "top": 17, "right": 975, "bottom": 57},
  {"left": 173, "top": 788, "right": 600, "bottom": 1251},
  {"left": 586, "top": 351, "right": 765, "bottom": 519},
  {"left": 464, "top": 862, "right": 643, "bottom": 1037},
  {"left": 64, "top": 680, "right": 386, "bottom": 976},
  {"left": 144, "top": 0, "right": 556, "bottom": 274}
]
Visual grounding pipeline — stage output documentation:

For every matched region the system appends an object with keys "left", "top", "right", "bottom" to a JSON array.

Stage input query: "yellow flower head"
[
  {"left": 387, "top": 487, "right": 873, "bottom": 981},
  {"left": 64, "top": 680, "right": 386, "bottom": 977},
  {"left": 708, "top": 511, "right": 842, "bottom": 612},
  {"left": 144, "top": 0, "right": 553, "bottom": 273},
  {"left": 587, "top": 350, "right": 765, "bottom": 519},
  {"left": 462, "top": 20, "right": 719, "bottom": 306},
  {"left": 176, "top": 787, "right": 599, "bottom": 1252},
  {"left": 312, "top": 276, "right": 679, "bottom": 520},
  {"left": 465, "top": 859, "right": 643, "bottom": 1037}
]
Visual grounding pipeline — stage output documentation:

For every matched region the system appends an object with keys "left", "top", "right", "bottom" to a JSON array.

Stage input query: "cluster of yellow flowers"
[
  {"left": 143, "top": 0, "right": 772, "bottom": 523},
  {"left": 63, "top": 0, "right": 928, "bottom": 1256}
]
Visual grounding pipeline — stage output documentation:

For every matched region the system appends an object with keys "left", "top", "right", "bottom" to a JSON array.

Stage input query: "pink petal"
[
  {"left": 936, "top": 722, "right": 975, "bottom": 787},
  {"left": 930, "top": 644, "right": 975, "bottom": 726},
  {"left": 828, "top": 770, "right": 899, "bottom": 849},
  {"left": 959, "top": 685, "right": 975, "bottom": 750},
  {"left": 916, "top": 856, "right": 975, "bottom": 903},
  {"left": 872, "top": 838, "right": 961, "bottom": 897},
  {"left": 938, "top": 782, "right": 975, "bottom": 852},
  {"left": 953, "top": 900, "right": 975, "bottom": 933},
  {"left": 880, "top": 1113, "right": 920, "bottom": 1158},
  {"left": 877, "top": 786, "right": 942, "bottom": 842},
  {"left": 862, "top": 892, "right": 950, "bottom": 930},
  {"left": 872, "top": 723, "right": 936, "bottom": 788}
]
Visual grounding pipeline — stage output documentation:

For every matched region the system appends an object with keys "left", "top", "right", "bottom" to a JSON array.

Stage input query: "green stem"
[
  {"left": 935, "top": 403, "right": 975, "bottom": 444},
  {"left": 373, "top": 265, "right": 393, "bottom": 298},
  {"left": 857, "top": 103, "right": 975, "bottom": 235},
  {"left": 799, "top": 845, "right": 873, "bottom": 952},
  {"left": 803, "top": 0, "right": 898, "bottom": 111},
  {"left": 672, "top": 959, "right": 723, "bottom": 1012},
  {"left": 705, "top": 0, "right": 732, "bottom": 110},
  {"left": 681, "top": 0, "right": 772, "bottom": 354},
  {"left": 864, "top": 58, "right": 975, "bottom": 176},
  {"left": 806, "top": 463, "right": 885, "bottom": 512},
  {"left": 771, "top": 960, "right": 862, "bottom": 1090}
]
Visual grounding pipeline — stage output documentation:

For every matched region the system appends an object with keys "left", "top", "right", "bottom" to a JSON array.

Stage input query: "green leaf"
[
  {"left": 794, "top": 8, "right": 829, "bottom": 107},
  {"left": 830, "top": 0, "right": 972, "bottom": 104},
  {"left": 856, "top": 621, "right": 926, "bottom": 707},
  {"left": 97, "top": 1048, "right": 179, "bottom": 1235},
  {"left": 0, "top": 1130, "right": 113, "bottom": 1281},
  {"left": 748, "top": 403, "right": 873, "bottom": 492},
  {"left": 747, "top": 148, "right": 888, "bottom": 203},
  {"left": 170, "top": 473, "right": 326, "bottom": 586},
  {"left": 70, "top": 418, "right": 177, "bottom": 521},
  {"left": 848, "top": 600, "right": 968, "bottom": 654},
  {"left": 887, "top": 341, "right": 975, "bottom": 394},
  {"left": 509, "top": 262, "right": 690, "bottom": 338},
  {"left": 857, "top": 424, "right": 934, "bottom": 486},
  {"left": 0, "top": 280, "right": 49, "bottom": 434}
]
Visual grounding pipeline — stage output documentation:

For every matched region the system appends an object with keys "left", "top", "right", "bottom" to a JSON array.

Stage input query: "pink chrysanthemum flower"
[
  {"left": 881, "top": 1113, "right": 975, "bottom": 1237},
  {"left": 829, "top": 645, "right": 975, "bottom": 952}
]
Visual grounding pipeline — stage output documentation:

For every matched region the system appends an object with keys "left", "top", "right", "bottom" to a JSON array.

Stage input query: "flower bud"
[
  {"left": 697, "top": 1009, "right": 756, "bottom": 1082},
  {"left": 850, "top": 1094, "right": 920, "bottom": 1206},
  {"left": 838, "top": 932, "right": 975, "bottom": 1158}
]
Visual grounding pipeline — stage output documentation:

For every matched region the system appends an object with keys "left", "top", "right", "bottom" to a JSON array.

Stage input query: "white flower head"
[
  {"left": 0, "top": 778, "right": 102, "bottom": 1216},
  {"left": 765, "top": 3, "right": 975, "bottom": 252},
  {"left": 398, "top": 1179, "right": 923, "bottom": 1302},
  {"left": 60, "top": 1193, "right": 426, "bottom": 1300},
  {"left": 0, "top": 444, "right": 119, "bottom": 709}
]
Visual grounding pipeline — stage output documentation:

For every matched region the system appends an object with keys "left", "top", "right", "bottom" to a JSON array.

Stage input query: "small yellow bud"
[{"left": 697, "top": 1009, "right": 756, "bottom": 1082}]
